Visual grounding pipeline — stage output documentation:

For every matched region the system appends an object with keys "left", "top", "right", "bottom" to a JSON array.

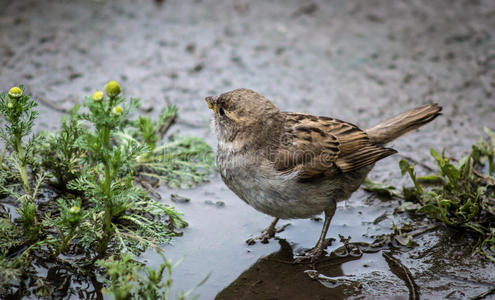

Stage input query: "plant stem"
[
  {"left": 15, "top": 135, "right": 31, "bottom": 197},
  {"left": 98, "top": 126, "right": 114, "bottom": 258},
  {"left": 0, "top": 144, "right": 7, "bottom": 169},
  {"left": 54, "top": 226, "right": 75, "bottom": 257}
]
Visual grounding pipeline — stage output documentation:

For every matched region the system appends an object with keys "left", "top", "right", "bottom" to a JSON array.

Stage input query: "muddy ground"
[{"left": 1, "top": 0, "right": 494, "bottom": 299}]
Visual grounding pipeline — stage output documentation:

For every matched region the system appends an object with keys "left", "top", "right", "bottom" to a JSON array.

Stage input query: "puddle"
[
  {"left": 1, "top": 0, "right": 495, "bottom": 298},
  {"left": 143, "top": 178, "right": 495, "bottom": 299}
]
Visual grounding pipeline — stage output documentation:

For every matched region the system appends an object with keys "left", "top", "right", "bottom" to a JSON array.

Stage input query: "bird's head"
[{"left": 205, "top": 88, "right": 282, "bottom": 150}]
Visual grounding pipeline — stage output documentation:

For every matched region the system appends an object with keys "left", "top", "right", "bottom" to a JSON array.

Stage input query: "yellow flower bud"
[
  {"left": 8, "top": 86, "right": 22, "bottom": 99},
  {"left": 112, "top": 105, "right": 123, "bottom": 116},
  {"left": 92, "top": 90, "right": 104, "bottom": 102},
  {"left": 7, "top": 102, "right": 13, "bottom": 108},
  {"left": 70, "top": 206, "right": 80, "bottom": 214},
  {"left": 104, "top": 80, "right": 121, "bottom": 97}
]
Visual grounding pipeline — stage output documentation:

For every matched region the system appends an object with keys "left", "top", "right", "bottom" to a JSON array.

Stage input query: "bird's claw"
[
  {"left": 293, "top": 238, "right": 332, "bottom": 263},
  {"left": 246, "top": 223, "right": 290, "bottom": 245},
  {"left": 293, "top": 247, "right": 325, "bottom": 264}
]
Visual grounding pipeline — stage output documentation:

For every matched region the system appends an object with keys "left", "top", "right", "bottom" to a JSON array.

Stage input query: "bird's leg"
[
  {"left": 294, "top": 203, "right": 336, "bottom": 263},
  {"left": 246, "top": 217, "right": 289, "bottom": 245}
]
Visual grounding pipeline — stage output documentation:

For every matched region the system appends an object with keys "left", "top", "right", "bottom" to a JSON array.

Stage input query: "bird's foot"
[
  {"left": 293, "top": 247, "right": 325, "bottom": 264},
  {"left": 246, "top": 223, "right": 290, "bottom": 245},
  {"left": 293, "top": 238, "right": 333, "bottom": 264}
]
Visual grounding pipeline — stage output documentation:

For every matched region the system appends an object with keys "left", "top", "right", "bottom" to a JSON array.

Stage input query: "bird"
[{"left": 205, "top": 88, "right": 441, "bottom": 262}]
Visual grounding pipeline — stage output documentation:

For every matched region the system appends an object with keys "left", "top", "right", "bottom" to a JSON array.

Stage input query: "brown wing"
[{"left": 272, "top": 113, "right": 396, "bottom": 179}]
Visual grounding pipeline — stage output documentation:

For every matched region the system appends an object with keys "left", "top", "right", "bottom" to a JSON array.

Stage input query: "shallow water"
[
  {"left": 1, "top": 0, "right": 495, "bottom": 298},
  {"left": 147, "top": 180, "right": 407, "bottom": 299}
]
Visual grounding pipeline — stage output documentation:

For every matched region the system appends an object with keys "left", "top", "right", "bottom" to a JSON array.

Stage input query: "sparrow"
[{"left": 205, "top": 88, "right": 441, "bottom": 262}]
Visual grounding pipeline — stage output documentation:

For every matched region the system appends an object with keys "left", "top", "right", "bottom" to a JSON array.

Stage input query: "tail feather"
[{"left": 366, "top": 104, "right": 442, "bottom": 145}]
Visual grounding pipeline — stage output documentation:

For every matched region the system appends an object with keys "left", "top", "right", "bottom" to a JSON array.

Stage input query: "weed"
[
  {"left": 362, "top": 178, "right": 402, "bottom": 198},
  {"left": 97, "top": 252, "right": 208, "bottom": 300},
  {"left": 0, "top": 86, "right": 38, "bottom": 197},
  {"left": 365, "top": 128, "right": 495, "bottom": 261},
  {"left": 0, "top": 82, "right": 212, "bottom": 297},
  {"left": 119, "top": 104, "right": 214, "bottom": 188},
  {"left": 34, "top": 106, "right": 86, "bottom": 191}
]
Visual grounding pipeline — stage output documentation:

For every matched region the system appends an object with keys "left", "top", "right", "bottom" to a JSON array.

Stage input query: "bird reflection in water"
[{"left": 216, "top": 239, "right": 365, "bottom": 300}]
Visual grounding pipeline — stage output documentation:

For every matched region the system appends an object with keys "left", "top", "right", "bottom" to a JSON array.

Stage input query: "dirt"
[{"left": 1, "top": 0, "right": 495, "bottom": 299}]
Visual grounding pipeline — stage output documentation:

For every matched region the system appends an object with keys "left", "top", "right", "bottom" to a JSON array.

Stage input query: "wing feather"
[{"left": 272, "top": 113, "right": 396, "bottom": 180}]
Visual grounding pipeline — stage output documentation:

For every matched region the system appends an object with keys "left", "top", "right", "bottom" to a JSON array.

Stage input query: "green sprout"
[
  {"left": 97, "top": 252, "right": 208, "bottom": 300},
  {"left": 399, "top": 128, "right": 495, "bottom": 261},
  {"left": 0, "top": 85, "right": 39, "bottom": 197},
  {"left": 34, "top": 105, "right": 86, "bottom": 191},
  {"left": 51, "top": 199, "right": 84, "bottom": 257}
]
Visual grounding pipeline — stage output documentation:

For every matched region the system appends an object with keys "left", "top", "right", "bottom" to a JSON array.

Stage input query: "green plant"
[
  {"left": 0, "top": 208, "right": 23, "bottom": 254},
  {"left": 0, "top": 82, "right": 211, "bottom": 297},
  {"left": 125, "top": 134, "right": 214, "bottom": 189},
  {"left": 0, "top": 86, "right": 38, "bottom": 197},
  {"left": 132, "top": 105, "right": 178, "bottom": 149},
  {"left": 98, "top": 252, "right": 207, "bottom": 300},
  {"left": 399, "top": 128, "right": 495, "bottom": 261},
  {"left": 51, "top": 199, "right": 84, "bottom": 257},
  {"left": 76, "top": 82, "right": 143, "bottom": 257},
  {"left": 0, "top": 252, "right": 24, "bottom": 295},
  {"left": 362, "top": 178, "right": 402, "bottom": 198},
  {"left": 66, "top": 81, "right": 188, "bottom": 258},
  {"left": 0, "top": 87, "right": 46, "bottom": 245},
  {"left": 118, "top": 105, "right": 214, "bottom": 189},
  {"left": 34, "top": 105, "right": 86, "bottom": 191}
]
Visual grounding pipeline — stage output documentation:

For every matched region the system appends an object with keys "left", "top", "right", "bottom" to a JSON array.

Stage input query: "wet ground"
[{"left": 1, "top": 0, "right": 495, "bottom": 299}]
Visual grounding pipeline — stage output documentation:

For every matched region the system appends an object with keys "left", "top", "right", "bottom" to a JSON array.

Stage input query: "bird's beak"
[{"left": 205, "top": 96, "right": 217, "bottom": 113}]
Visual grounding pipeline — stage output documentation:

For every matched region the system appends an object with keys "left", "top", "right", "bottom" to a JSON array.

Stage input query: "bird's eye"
[{"left": 219, "top": 107, "right": 225, "bottom": 116}]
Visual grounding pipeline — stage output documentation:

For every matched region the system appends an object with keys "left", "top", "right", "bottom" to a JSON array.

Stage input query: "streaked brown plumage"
[
  {"left": 206, "top": 88, "right": 442, "bottom": 262},
  {"left": 274, "top": 112, "right": 397, "bottom": 179}
]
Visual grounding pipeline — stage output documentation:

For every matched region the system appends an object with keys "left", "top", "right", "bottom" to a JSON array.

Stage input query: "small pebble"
[
  {"left": 204, "top": 200, "right": 225, "bottom": 207},
  {"left": 171, "top": 194, "right": 190, "bottom": 203}
]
